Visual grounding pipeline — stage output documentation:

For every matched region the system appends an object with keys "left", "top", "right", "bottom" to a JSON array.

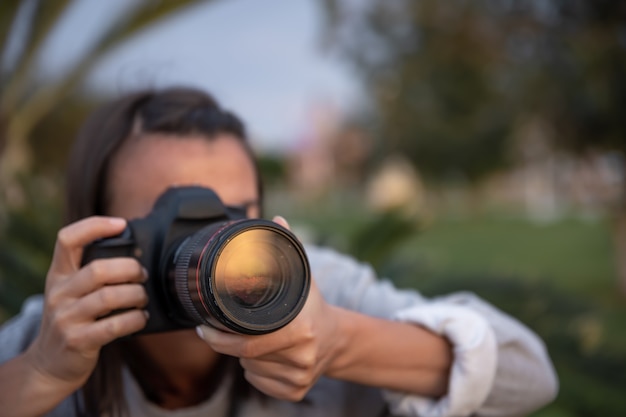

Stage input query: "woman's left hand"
[
  {"left": 196, "top": 217, "right": 344, "bottom": 401},
  {"left": 197, "top": 280, "right": 341, "bottom": 401}
]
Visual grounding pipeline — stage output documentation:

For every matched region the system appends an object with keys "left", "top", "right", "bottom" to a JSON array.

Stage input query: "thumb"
[{"left": 272, "top": 215, "right": 290, "bottom": 230}]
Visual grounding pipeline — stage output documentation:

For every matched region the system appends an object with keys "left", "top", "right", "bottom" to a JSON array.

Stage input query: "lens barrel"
[{"left": 169, "top": 219, "right": 310, "bottom": 334}]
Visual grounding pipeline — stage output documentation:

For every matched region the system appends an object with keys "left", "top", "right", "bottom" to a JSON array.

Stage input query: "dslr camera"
[{"left": 82, "top": 186, "right": 310, "bottom": 335}]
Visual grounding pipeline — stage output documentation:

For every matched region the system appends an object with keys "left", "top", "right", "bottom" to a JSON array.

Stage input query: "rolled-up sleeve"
[
  {"left": 308, "top": 245, "right": 558, "bottom": 417},
  {"left": 432, "top": 292, "right": 559, "bottom": 417},
  {"left": 384, "top": 303, "right": 498, "bottom": 417}
]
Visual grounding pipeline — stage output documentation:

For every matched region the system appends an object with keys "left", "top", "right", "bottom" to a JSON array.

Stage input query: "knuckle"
[
  {"left": 123, "top": 285, "right": 148, "bottom": 310},
  {"left": 290, "top": 322, "right": 315, "bottom": 345},
  {"left": 64, "top": 329, "right": 85, "bottom": 351},
  {"left": 46, "top": 287, "right": 63, "bottom": 310},
  {"left": 97, "top": 287, "right": 117, "bottom": 310},
  {"left": 56, "top": 228, "right": 71, "bottom": 248},
  {"left": 126, "top": 310, "right": 148, "bottom": 331},
  {"left": 239, "top": 342, "right": 259, "bottom": 359},
  {"left": 103, "top": 318, "right": 122, "bottom": 339},
  {"left": 48, "top": 309, "right": 69, "bottom": 330},
  {"left": 300, "top": 324, "right": 316, "bottom": 343},
  {"left": 97, "top": 288, "right": 114, "bottom": 310},
  {"left": 87, "top": 260, "right": 108, "bottom": 282},
  {"left": 294, "top": 351, "right": 316, "bottom": 370},
  {"left": 289, "top": 370, "right": 314, "bottom": 389}
]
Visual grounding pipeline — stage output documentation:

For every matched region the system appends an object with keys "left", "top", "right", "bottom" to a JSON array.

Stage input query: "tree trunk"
[{"left": 614, "top": 200, "right": 626, "bottom": 297}]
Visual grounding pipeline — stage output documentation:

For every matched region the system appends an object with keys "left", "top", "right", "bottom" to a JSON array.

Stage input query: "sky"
[{"left": 36, "top": 0, "right": 361, "bottom": 153}]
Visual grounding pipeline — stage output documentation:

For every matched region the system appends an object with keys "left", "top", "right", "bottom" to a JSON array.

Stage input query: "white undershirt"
[{"left": 122, "top": 367, "right": 234, "bottom": 417}]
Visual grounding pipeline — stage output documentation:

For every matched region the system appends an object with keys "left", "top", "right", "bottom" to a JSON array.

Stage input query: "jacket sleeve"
[
  {"left": 0, "top": 295, "right": 44, "bottom": 365},
  {"left": 0, "top": 295, "right": 81, "bottom": 417},
  {"left": 308, "top": 245, "right": 558, "bottom": 417}
]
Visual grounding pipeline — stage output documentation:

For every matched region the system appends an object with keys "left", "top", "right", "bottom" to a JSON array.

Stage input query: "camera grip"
[{"left": 81, "top": 227, "right": 136, "bottom": 266}]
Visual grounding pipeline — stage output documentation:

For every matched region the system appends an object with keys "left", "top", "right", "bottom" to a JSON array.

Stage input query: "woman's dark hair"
[
  {"left": 65, "top": 87, "right": 264, "bottom": 416},
  {"left": 65, "top": 86, "right": 263, "bottom": 224}
]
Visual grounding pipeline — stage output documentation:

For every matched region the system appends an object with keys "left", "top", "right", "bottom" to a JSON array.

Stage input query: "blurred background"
[{"left": 1, "top": 0, "right": 625, "bottom": 415}]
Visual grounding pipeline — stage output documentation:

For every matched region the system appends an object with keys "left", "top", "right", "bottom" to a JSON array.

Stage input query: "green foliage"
[
  {"left": 401, "top": 214, "right": 616, "bottom": 296},
  {"left": 284, "top": 191, "right": 624, "bottom": 416},
  {"left": 407, "top": 216, "right": 626, "bottom": 416},
  {"left": 0, "top": 2, "right": 22, "bottom": 58},
  {"left": 320, "top": 0, "right": 626, "bottom": 180},
  {"left": 404, "top": 211, "right": 625, "bottom": 415},
  {"left": 421, "top": 275, "right": 626, "bottom": 417},
  {"left": 256, "top": 153, "right": 288, "bottom": 188},
  {"left": 346, "top": 209, "right": 420, "bottom": 272},
  {"left": 315, "top": 7, "right": 626, "bottom": 410},
  {"left": 338, "top": 0, "right": 516, "bottom": 181},
  {"left": 0, "top": 0, "right": 207, "bottom": 198},
  {"left": 499, "top": 0, "right": 626, "bottom": 155},
  {"left": 0, "top": 177, "right": 62, "bottom": 321},
  {"left": 0, "top": 0, "right": 210, "bottom": 321}
]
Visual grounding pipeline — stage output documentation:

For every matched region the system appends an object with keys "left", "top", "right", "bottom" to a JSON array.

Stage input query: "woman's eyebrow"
[{"left": 228, "top": 200, "right": 260, "bottom": 210}]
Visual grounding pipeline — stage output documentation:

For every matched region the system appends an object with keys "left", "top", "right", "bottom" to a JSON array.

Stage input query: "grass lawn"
[
  {"left": 400, "top": 212, "right": 618, "bottom": 301},
  {"left": 277, "top": 188, "right": 619, "bottom": 301},
  {"left": 278, "top": 192, "right": 626, "bottom": 417}
]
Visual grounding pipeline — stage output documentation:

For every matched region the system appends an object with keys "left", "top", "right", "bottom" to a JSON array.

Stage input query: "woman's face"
[
  {"left": 106, "top": 133, "right": 260, "bottom": 220},
  {"left": 104, "top": 133, "right": 261, "bottom": 357}
]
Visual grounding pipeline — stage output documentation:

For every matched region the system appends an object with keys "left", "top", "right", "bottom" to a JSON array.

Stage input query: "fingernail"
[
  {"left": 195, "top": 326, "right": 205, "bottom": 340},
  {"left": 143, "top": 310, "right": 150, "bottom": 320},
  {"left": 141, "top": 267, "right": 149, "bottom": 282},
  {"left": 108, "top": 217, "right": 126, "bottom": 227},
  {"left": 273, "top": 215, "right": 289, "bottom": 227}
]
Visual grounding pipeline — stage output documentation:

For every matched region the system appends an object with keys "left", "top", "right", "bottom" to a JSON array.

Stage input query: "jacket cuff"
[{"left": 383, "top": 304, "right": 498, "bottom": 417}]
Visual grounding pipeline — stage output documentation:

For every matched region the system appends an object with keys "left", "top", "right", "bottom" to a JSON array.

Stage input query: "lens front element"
[
  {"left": 215, "top": 229, "right": 286, "bottom": 308},
  {"left": 210, "top": 224, "right": 309, "bottom": 333},
  {"left": 171, "top": 219, "right": 310, "bottom": 335}
]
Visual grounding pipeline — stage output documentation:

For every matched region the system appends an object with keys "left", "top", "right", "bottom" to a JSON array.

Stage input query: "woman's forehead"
[{"left": 106, "top": 134, "right": 258, "bottom": 219}]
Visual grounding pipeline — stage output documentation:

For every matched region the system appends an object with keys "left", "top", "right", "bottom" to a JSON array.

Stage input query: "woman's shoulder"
[
  {"left": 0, "top": 295, "right": 44, "bottom": 364},
  {"left": 304, "top": 244, "right": 376, "bottom": 277}
]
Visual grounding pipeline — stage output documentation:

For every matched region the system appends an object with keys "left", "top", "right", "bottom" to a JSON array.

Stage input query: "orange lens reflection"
[{"left": 214, "top": 229, "right": 287, "bottom": 308}]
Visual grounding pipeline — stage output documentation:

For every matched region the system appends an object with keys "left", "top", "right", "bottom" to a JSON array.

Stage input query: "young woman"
[{"left": 0, "top": 87, "right": 558, "bottom": 417}]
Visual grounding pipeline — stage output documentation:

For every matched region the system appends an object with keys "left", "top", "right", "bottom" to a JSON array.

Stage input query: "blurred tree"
[
  {"left": 511, "top": 0, "right": 626, "bottom": 294},
  {"left": 319, "top": 0, "right": 520, "bottom": 183},
  {"left": 0, "top": 0, "right": 206, "bottom": 209},
  {"left": 0, "top": 176, "right": 61, "bottom": 320},
  {"left": 319, "top": 0, "right": 626, "bottom": 291},
  {"left": 0, "top": 93, "right": 101, "bottom": 320},
  {"left": 0, "top": 0, "right": 207, "bottom": 321}
]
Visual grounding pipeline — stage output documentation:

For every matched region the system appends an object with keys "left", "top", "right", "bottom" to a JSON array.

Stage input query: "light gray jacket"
[{"left": 0, "top": 245, "right": 558, "bottom": 416}]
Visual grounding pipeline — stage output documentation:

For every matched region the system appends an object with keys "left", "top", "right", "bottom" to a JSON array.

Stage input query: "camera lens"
[
  {"left": 170, "top": 219, "right": 310, "bottom": 334},
  {"left": 214, "top": 229, "right": 286, "bottom": 308}
]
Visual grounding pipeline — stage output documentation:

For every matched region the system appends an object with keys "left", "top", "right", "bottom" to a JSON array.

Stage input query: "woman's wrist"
[
  {"left": 322, "top": 306, "right": 452, "bottom": 397},
  {"left": 322, "top": 305, "right": 356, "bottom": 378},
  {"left": 0, "top": 352, "right": 77, "bottom": 417}
]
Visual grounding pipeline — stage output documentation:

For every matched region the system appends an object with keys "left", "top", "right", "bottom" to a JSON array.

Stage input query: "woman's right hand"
[{"left": 23, "top": 216, "right": 148, "bottom": 392}]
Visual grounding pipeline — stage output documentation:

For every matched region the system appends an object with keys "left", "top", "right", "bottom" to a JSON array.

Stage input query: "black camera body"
[{"left": 82, "top": 186, "right": 310, "bottom": 335}]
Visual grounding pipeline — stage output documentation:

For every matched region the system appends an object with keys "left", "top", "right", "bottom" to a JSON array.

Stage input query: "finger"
[
  {"left": 240, "top": 344, "right": 316, "bottom": 368},
  {"left": 240, "top": 357, "right": 314, "bottom": 387},
  {"left": 66, "top": 283, "right": 148, "bottom": 320},
  {"left": 197, "top": 325, "right": 248, "bottom": 356},
  {"left": 50, "top": 217, "right": 127, "bottom": 278},
  {"left": 54, "top": 258, "right": 147, "bottom": 299},
  {"left": 271, "top": 215, "right": 290, "bottom": 230},
  {"left": 197, "top": 325, "right": 298, "bottom": 359},
  {"left": 244, "top": 371, "right": 308, "bottom": 402},
  {"left": 77, "top": 309, "right": 148, "bottom": 349}
]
